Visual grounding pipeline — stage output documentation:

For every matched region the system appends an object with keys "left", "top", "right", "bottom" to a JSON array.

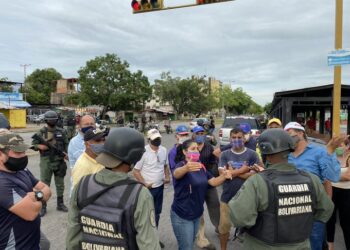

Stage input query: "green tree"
[
  {"left": 220, "top": 86, "right": 261, "bottom": 115},
  {"left": 78, "top": 53, "right": 151, "bottom": 117},
  {"left": 25, "top": 68, "right": 62, "bottom": 104},
  {"left": 154, "top": 73, "right": 217, "bottom": 116},
  {"left": 0, "top": 77, "right": 13, "bottom": 92}
]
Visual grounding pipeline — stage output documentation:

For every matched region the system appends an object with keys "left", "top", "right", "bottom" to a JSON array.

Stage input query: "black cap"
[{"left": 84, "top": 128, "right": 106, "bottom": 141}]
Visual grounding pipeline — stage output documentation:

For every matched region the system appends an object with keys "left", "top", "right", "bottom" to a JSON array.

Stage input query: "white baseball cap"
[
  {"left": 147, "top": 129, "right": 162, "bottom": 140},
  {"left": 284, "top": 122, "right": 305, "bottom": 132}
]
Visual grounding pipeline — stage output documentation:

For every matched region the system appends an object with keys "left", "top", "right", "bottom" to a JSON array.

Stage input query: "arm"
[
  {"left": 310, "top": 175, "right": 334, "bottom": 223},
  {"left": 9, "top": 192, "right": 42, "bottom": 221},
  {"left": 133, "top": 169, "right": 151, "bottom": 187},
  {"left": 134, "top": 187, "right": 161, "bottom": 250},
  {"left": 66, "top": 186, "right": 83, "bottom": 250},
  {"left": 33, "top": 181, "right": 52, "bottom": 202},
  {"left": 341, "top": 167, "right": 350, "bottom": 181},
  {"left": 173, "top": 162, "right": 202, "bottom": 179},
  {"left": 213, "top": 147, "right": 221, "bottom": 159},
  {"left": 164, "top": 164, "right": 170, "bottom": 184},
  {"left": 319, "top": 149, "right": 341, "bottom": 182},
  {"left": 322, "top": 180, "right": 332, "bottom": 198}
]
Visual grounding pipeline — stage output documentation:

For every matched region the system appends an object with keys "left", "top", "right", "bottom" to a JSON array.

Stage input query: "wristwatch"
[{"left": 34, "top": 191, "right": 44, "bottom": 201}]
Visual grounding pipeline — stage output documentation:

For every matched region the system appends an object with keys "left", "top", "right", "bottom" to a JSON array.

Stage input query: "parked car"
[
  {"left": 189, "top": 117, "right": 209, "bottom": 130},
  {"left": 219, "top": 116, "right": 261, "bottom": 146}
]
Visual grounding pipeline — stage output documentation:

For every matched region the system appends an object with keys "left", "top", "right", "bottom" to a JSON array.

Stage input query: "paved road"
[{"left": 20, "top": 129, "right": 346, "bottom": 250}]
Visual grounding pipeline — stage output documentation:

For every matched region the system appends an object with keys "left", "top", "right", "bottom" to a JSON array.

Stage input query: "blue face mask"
[
  {"left": 81, "top": 126, "right": 94, "bottom": 134},
  {"left": 195, "top": 135, "right": 205, "bottom": 144},
  {"left": 90, "top": 144, "right": 104, "bottom": 155},
  {"left": 231, "top": 139, "right": 244, "bottom": 149}
]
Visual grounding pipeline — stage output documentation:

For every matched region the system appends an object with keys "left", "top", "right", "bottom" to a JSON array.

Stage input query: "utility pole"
[
  {"left": 332, "top": 0, "right": 343, "bottom": 136},
  {"left": 20, "top": 64, "right": 30, "bottom": 101}
]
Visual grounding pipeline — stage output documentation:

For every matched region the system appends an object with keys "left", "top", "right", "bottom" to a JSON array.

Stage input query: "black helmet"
[
  {"left": 257, "top": 128, "right": 295, "bottom": 155},
  {"left": 44, "top": 111, "right": 58, "bottom": 122},
  {"left": 197, "top": 119, "right": 204, "bottom": 126},
  {"left": 97, "top": 127, "right": 145, "bottom": 168}
]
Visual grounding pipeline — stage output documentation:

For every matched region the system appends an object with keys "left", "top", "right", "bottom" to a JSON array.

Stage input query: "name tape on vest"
[
  {"left": 278, "top": 205, "right": 312, "bottom": 216},
  {"left": 278, "top": 195, "right": 312, "bottom": 206},
  {"left": 81, "top": 216, "right": 124, "bottom": 240},
  {"left": 278, "top": 184, "right": 309, "bottom": 194},
  {"left": 81, "top": 242, "right": 125, "bottom": 250}
]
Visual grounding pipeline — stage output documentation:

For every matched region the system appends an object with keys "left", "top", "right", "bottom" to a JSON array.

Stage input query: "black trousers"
[{"left": 326, "top": 186, "right": 350, "bottom": 249}]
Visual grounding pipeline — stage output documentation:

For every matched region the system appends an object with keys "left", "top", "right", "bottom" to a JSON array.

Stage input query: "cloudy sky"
[{"left": 0, "top": 0, "right": 349, "bottom": 105}]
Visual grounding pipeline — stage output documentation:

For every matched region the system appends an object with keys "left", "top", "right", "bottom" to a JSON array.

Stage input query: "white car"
[{"left": 189, "top": 118, "right": 208, "bottom": 130}]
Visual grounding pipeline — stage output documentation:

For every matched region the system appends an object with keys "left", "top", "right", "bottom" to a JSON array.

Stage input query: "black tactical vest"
[
  {"left": 247, "top": 168, "right": 316, "bottom": 244},
  {"left": 77, "top": 174, "right": 143, "bottom": 250}
]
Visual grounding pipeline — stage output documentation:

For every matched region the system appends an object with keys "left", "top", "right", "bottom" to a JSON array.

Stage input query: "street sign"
[{"left": 328, "top": 49, "right": 350, "bottom": 66}]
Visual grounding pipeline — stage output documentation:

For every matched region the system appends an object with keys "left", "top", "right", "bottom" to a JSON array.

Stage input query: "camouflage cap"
[{"left": 0, "top": 132, "right": 29, "bottom": 152}]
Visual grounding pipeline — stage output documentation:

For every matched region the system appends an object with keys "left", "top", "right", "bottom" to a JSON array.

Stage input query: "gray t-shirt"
[{"left": 219, "top": 148, "right": 260, "bottom": 203}]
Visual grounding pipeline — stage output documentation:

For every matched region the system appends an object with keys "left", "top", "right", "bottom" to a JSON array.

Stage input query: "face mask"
[
  {"left": 187, "top": 152, "right": 200, "bottom": 162},
  {"left": 244, "top": 134, "right": 250, "bottom": 141},
  {"left": 178, "top": 136, "right": 190, "bottom": 144},
  {"left": 81, "top": 126, "right": 94, "bottom": 134},
  {"left": 335, "top": 147, "right": 344, "bottom": 157},
  {"left": 231, "top": 139, "right": 244, "bottom": 149},
  {"left": 195, "top": 135, "right": 205, "bottom": 144},
  {"left": 90, "top": 144, "right": 105, "bottom": 155},
  {"left": 5, "top": 156, "right": 28, "bottom": 172},
  {"left": 291, "top": 134, "right": 301, "bottom": 145},
  {"left": 150, "top": 138, "right": 161, "bottom": 147}
]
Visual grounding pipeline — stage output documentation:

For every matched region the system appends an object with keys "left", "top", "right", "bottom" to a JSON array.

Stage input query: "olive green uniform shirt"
[
  {"left": 229, "top": 163, "right": 334, "bottom": 250},
  {"left": 66, "top": 169, "right": 161, "bottom": 250}
]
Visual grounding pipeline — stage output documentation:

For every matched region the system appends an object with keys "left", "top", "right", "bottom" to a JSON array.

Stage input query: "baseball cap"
[
  {"left": 84, "top": 127, "right": 106, "bottom": 141},
  {"left": 284, "top": 122, "right": 305, "bottom": 132},
  {"left": 176, "top": 125, "right": 189, "bottom": 135},
  {"left": 147, "top": 129, "right": 162, "bottom": 140},
  {"left": 96, "top": 152, "right": 122, "bottom": 168},
  {"left": 0, "top": 132, "right": 29, "bottom": 152},
  {"left": 239, "top": 123, "right": 251, "bottom": 134},
  {"left": 268, "top": 118, "right": 282, "bottom": 126},
  {"left": 192, "top": 126, "right": 205, "bottom": 134}
]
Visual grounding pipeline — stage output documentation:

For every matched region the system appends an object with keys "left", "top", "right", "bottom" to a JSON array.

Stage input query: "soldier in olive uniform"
[
  {"left": 229, "top": 129, "right": 334, "bottom": 250},
  {"left": 66, "top": 127, "right": 161, "bottom": 250},
  {"left": 32, "top": 110, "right": 69, "bottom": 216}
]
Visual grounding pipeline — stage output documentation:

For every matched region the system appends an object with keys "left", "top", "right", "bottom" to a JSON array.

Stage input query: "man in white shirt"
[{"left": 133, "top": 129, "right": 170, "bottom": 248}]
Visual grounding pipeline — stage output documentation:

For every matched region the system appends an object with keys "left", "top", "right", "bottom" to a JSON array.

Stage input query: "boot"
[
  {"left": 40, "top": 202, "right": 47, "bottom": 217},
  {"left": 56, "top": 197, "right": 68, "bottom": 212}
]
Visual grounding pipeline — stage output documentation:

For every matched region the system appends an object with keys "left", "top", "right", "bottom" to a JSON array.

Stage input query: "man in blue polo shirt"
[
  {"left": 285, "top": 121, "right": 343, "bottom": 250},
  {"left": 0, "top": 132, "right": 52, "bottom": 250}
]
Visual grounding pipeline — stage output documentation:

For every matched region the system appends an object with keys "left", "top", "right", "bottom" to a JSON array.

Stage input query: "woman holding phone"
[{"left": 170, "top": 139, "right": 231, "bottom": 250}]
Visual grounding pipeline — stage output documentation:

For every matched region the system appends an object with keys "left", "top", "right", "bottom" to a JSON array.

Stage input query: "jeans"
[
  {"left": 171, "top": 209, "right": 200, "bottom": 250},
  {"left": 310, "top": 221, "right": 325, "bottom": 250},
  {"left": 149, "top": 185, "right": 164, "bottom": 227}
]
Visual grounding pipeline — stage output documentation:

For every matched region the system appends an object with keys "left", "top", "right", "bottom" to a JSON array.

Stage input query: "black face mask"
[
  {"left": 150, "top": 138, "right": 161, "bottom": 147},
  {"left": 5, "top": 156, "right": 28, "bottom": 172}
]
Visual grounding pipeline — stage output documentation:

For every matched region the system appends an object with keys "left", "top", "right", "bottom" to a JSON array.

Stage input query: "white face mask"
[
  {"left": 178, "top": 136, "right": 190, "bottom": 144},
  {"left": 244, "top": 134, "right": 250, "bottom": 142}
]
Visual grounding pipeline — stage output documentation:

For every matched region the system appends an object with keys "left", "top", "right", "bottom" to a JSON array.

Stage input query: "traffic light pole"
[{"left": 332, "top": 0, "right": 343, "bottom": 136}]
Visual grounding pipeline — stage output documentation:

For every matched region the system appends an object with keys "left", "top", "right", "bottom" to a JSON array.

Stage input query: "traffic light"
[{"left": 132, "top": 0, "right": 233, "bottom": 14}]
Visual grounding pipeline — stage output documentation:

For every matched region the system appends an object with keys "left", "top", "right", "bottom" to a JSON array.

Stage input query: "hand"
[
  {"left": 223, "top": 169, "right": 233, "bottom": 180},
  {"left": 164, "top": 177, "right": 170, "bottom": 184},
  {"left": 327, "top": 134, "right": 348, "bottom": 154},
  {"left": 145, "top": 183, "right": 154, "bottom": 189},
  {"left": 27, "top": 192, "right": 37, "bottom": 202},
  {"left": 250, "top": 164, "right": 263, "bottom": 172},
  {"left": 63, "top": 152, "right": 68, "bottom": 161},
  {"left": 186, "top": 162, "right": 202, "bottom": 172},
  {"left": 37, "top": 144, "right": 49, "bottom": 151}
]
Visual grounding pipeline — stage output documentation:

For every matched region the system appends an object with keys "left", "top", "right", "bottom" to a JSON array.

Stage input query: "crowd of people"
[{"left": 0, "top": 111, "right": 349, "bottom": 250}]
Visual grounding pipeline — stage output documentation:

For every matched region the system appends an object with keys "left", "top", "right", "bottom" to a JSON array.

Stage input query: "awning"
[{"left": 0, "top": 100, "right": 31, "bottom": 108}]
